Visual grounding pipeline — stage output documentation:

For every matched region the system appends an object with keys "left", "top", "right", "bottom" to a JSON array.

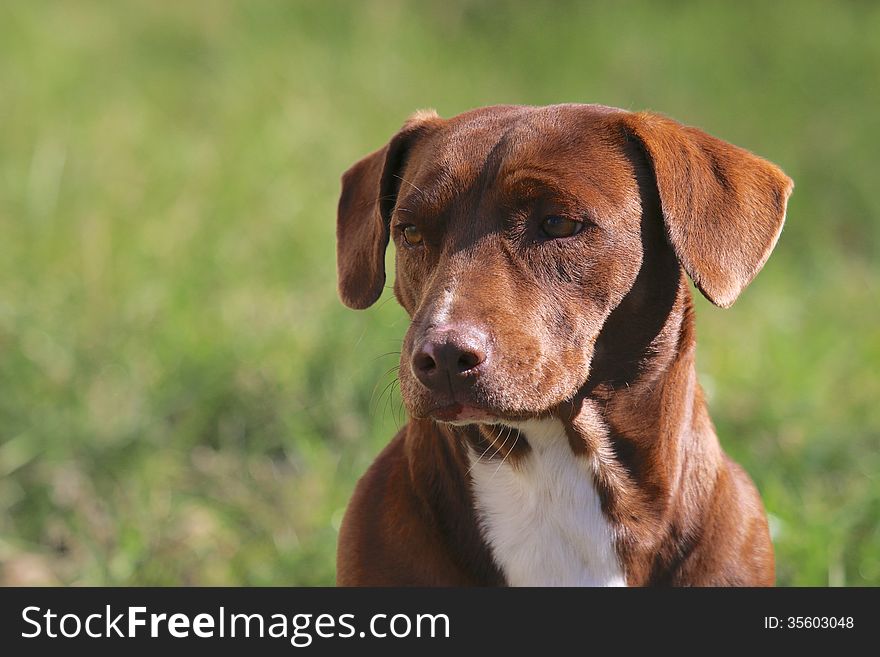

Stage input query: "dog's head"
[{"left": 337, "top": 104, "right": 792, "bottom": 424}]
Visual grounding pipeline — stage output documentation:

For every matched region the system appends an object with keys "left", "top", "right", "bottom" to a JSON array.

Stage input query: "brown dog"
[{"left": 335, "top": 104, "right": 792, "bottom": 586}]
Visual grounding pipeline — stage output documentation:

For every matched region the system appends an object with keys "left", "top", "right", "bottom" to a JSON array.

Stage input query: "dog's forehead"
[
  {"left": 400, "top": 104, "right": 634, "bottom": 213},
  {"left": 434, "top": 104, "right": 620, "bottom": 167}
]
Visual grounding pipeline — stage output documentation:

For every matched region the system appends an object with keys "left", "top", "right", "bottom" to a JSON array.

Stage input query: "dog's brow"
[
  {"left": 394, "top": 196, "right": 439, "bottom": 219},
  {"left": 501, "top": 170, "right": 569, "bottom": 198},
  {"left": 396, "top": 184, "right": 453, "bottom": 219},
  {"left": 502, "top": 166, "right": 561, "bottom": 186},
  {"left": 393, "top": 173, "right": 427, "bottom": 198},
  {"left": 500, "top": 175, "right": 582, "bottom": 212}
]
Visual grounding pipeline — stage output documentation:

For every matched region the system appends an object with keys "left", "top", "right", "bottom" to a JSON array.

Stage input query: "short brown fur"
[{"left": 335, "top": 104, "right": 792, "bottom": 586}]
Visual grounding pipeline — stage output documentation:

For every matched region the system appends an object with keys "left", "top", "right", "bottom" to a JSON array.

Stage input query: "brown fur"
[{"left": 335, "top": 104, "right": 792, "bottom": 586}]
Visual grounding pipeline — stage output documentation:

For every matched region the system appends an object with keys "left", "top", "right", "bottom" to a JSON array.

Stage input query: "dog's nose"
[{"left": 412, "top": 325, "right": 489, "bottom": 392}]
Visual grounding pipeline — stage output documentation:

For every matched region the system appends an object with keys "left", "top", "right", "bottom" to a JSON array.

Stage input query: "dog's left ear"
[
  {"left": 337, "top": 110, "right": 441, "bottom": 309},
  {"left": 621, "top": 112, "right": 794, "bottom": 308}
]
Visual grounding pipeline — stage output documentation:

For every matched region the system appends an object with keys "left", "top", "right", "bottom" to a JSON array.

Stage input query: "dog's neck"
[{"left": 573, "top": 276, "right": 724, "bottom": 584}]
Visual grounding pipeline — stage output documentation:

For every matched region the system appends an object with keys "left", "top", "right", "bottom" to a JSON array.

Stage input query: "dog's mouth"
[
  {"left": 426, "top": 403, "right": 497, "bottom": 425},
  {"left": 423, "top": 402, "right": 542, "bottom": 426},
  {"left": 405, "top": 380, "right": 576, "bottom": 427}
]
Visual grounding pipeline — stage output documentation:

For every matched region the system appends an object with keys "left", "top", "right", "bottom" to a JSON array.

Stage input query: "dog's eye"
[
  {"left": 541, "top": 215, "right": 583, "bottom": 239},
  {"left": 402, "top": 225, "right": 424, "bottom": 246}
]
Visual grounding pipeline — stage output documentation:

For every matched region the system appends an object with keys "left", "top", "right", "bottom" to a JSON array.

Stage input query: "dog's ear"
[
  {"left": 621, "top": 112, "right": 794, "bottom": 308},
  {"left": 337, "top": 110, "right": 441, "bottom": 309}
]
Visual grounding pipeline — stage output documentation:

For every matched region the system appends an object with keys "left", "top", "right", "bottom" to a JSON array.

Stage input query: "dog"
[{"left": 334, "top": 104, "right": 792, "bottom": 586}]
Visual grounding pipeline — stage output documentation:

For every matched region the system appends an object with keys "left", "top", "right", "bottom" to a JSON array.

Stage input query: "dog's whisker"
[
  {"left": 374, "top": 294, "right": 397, "bottom": 311},
  {"left": 369, "top": 367, "right": 400, "bottom": 412},
  {"left": 487, "top": 428, "right": 518, "bottom": 483},
  {"left": 487, "top": 423, "right": 509, "bottom": 456},
  {"left": 373, "top": 352, "right": 400, "bottom": 368},
  {"left": 492, "top": 427, "right": 513, "bottom": 458},
  {"left": 465, "top": 424, "right": 505, "bottom": 477},
  {"left": 379, "top": 365, "right": 400, "bottom": 380},
  {"left": 394, "top": 385, "right": 406, "bottom": 430},
  {"left": 388, "top": 378, "right": 402, "bottom": 428},
  {"left": 372, "top": 351, "right": 402, "bottom": 362},
  {"left": 373, "top": 375, "right": 400, "bottom": 417},
  {"left": 392, "top": 174, "right": 427, "bottom": 199},
  {"left": 381, "top": 378, "right": 399, "bottom": 425},
  {"left": 490, "top": 430, "right": 520, "bottom": 482},
  {"left": 376, "top": 382, "right": 394, "bottom": 420}
]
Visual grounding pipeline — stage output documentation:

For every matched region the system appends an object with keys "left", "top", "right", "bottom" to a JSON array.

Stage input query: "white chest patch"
[{"left": 468, "top": 418, "right": 627, "bottom": 587}]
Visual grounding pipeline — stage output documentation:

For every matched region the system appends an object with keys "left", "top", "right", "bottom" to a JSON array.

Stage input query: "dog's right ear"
[
  {"left": 336, "top": 110, "right": 441, "bottom": 309},
  {"left": 620, "top": 111, "right": 793, "bottom": 308}
]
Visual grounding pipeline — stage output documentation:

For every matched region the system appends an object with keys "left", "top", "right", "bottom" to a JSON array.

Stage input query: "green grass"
[{"left": 0, "top": 0, "right": 877, "bottom": 586}]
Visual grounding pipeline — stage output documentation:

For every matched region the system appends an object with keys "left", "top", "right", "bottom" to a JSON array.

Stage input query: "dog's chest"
[{"left": 468, "top": 419, "right": 627, "bottom": 587}]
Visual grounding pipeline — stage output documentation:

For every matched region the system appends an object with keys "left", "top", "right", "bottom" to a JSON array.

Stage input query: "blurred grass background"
[{"left": 0, "top": 0, "right": 877, "bottom": 586}]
